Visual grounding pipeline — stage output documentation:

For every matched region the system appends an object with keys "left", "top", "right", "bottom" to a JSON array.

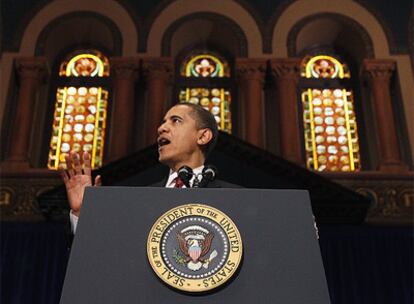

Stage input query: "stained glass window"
[
  {"left": 178, "top": 53, "right": 232, "bottom": 133},
  {"left": 301, "top": 55, "right": 361, "bottom": 172},
  {"left": 48, "top": 52, "right": 109, "bottom": 170}
]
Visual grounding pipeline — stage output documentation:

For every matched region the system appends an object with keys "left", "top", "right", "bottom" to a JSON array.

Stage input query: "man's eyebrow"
[
  {"left": 170, "top": 115, "right": 183, "bottom": 121},
  {"left": 159, "top": 115, "right": 183, "bottom": 124}
]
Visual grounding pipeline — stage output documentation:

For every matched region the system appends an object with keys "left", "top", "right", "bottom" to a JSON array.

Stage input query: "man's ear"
[{"left": 197, "top": 128, "right": 213, "bottom": 146}]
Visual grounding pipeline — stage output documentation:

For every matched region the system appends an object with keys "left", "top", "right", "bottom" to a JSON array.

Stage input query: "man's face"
[{"left": 157, "top": 105, "right": 204, "bottom": 170}]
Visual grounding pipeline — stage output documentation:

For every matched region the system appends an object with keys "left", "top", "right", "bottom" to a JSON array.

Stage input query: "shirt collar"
[{"left": 166, "top": 165, "right": 204, "bottom": 188}]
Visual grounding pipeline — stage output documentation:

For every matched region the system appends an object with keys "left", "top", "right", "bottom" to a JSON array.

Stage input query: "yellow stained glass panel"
[
  {"left": 178, "top": 88, "right": 232, "bottom": 133},
  {"left": 302, "top": 88, "right": 361, "bottom": 172},
  {"left": 179, "top": 53, "right": 232, "bottom": 133},
  {"left": 48, "top": 87, "right": 107, "bottom": 169},
  {"left": 48, "top": 52, "right": 109, "bottom": 170},
  {"left": 301, "top": 55, "right": 350, "bottom": 79},
  {"left": 301, "top": 55, "right": 360, "bottom": 172},
  {"left": 181, "top": 54, "right": 230, "bottom": 78}
]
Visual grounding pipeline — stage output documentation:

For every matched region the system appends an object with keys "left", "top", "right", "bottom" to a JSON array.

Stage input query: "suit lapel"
[
  {"left": 205, "top": 180, "right": 222, "bottom": 188},
  {"left": 151, "top": 178, "right": 167, "bottom": 187}
]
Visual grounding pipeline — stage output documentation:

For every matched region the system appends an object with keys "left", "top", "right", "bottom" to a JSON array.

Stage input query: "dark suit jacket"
[
  {"left": 151, "top": 178, "right": 241, "bottom": 188},
  {"left": 67, "top": 176, "right": 240, "bottom": 245}
]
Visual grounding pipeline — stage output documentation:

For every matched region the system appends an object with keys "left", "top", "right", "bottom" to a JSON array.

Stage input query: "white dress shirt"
[
  {"left": 70, "top": 165, "right": 205, "bottom": 233},
  {"left": 165, "top": 165, "right": 204, "bottom": 188},
  {"left": 69, "top": 210, "right": 79, "bottom": 234}
]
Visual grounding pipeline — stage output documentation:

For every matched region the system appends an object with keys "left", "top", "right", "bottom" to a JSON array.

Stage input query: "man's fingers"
[
  {"left": 83, "top": 152, "right": 92, "bottom": 176},
  {"left": 72, "top": 152, "right": 82, "bottom": 175},
  {"left": 64, "top": 154, "right": 75, "bottom": 178},
  {"left": 59, "top": 165, "right": 69, "bottom": 182},
  {"left": 65, "top": 153, "right": 72, "bottom": 169},
  {"left": 94, "top": 175, "right": 102, "bottom": 187}
]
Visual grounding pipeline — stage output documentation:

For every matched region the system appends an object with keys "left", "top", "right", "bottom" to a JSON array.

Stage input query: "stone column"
[
  {"left": 236, "top": 59, "right": 266, "bottom": 148},
  {"left": 142, "top": 58, "right": 172, "bottom": 146},
  {"left": 6, "top": 57, "right": 48, "bottom": 167},
  {"left": 270, "top": 58, "right": 302, "bottom": 165},
  {"left": 108, "top": 57, "right": 139, "bottom": 162},
  {"left": 363, "top": 59, "right": 408, "bottom": 172}
]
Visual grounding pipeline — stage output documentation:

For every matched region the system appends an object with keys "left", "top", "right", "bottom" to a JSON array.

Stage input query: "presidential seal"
[{"left": 147, "top": 204, "right": 243, "bottom": 292}]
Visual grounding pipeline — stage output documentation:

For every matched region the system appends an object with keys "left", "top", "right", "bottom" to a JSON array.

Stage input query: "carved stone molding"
[
  {"left": 15, "top": 57, "right": 49, "bottom": 82},
  {"left": 236, "top": 59, "right": 266, "bottom": 83},
  {"left": 270, "top": 58, "right": 301, "bottom": 81},
  {"left": 363, "top": 59, "right": 396, "bottom": 81},
  {"left": 334, "top": 177, "right": 414, "bottom": 225},
  {"left": 110, "top": 57, "right": 140, "bottom": 80},
  {"left": 142, "top": 57, "right": 173, "bottom": 82},
  {"left": 1, "top": 176, "right": 62, "bottom": 221}
]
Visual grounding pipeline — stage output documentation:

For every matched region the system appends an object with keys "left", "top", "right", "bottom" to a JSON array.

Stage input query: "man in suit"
[{"left": 61, "top": 103, "right": 232, "bottom": 232}]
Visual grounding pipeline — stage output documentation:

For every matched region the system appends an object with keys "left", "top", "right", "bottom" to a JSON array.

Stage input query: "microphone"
[
  {"left": 198, "top": 165, "right": 217, "bottom": 188},
  {"left": 177, "top": 166, "right": 193, "bottom": 188}
]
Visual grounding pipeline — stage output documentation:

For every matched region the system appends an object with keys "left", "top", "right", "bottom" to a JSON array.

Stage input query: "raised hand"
[{"left": 60, "top": 152, "right": 101, "bottom": 217}]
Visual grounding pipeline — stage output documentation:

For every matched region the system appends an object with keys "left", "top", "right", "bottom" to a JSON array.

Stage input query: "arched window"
[
  {"left": 178, "top": 52, "right": 232, "bottom": 133},
  {"left": 47, "top": 51, "right": 109, "bottom": 170},
  {"left": 301, "top": 55, "right": 361, "bottom": 172}
]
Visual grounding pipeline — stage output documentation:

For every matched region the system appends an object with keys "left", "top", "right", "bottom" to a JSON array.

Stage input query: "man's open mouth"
[{"left": 158, "top": 138, "right": 171, "bottom": 148}]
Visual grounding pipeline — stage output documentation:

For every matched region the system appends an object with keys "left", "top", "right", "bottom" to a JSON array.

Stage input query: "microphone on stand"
[
  {"left": 198, "top": 165, "right": 217, "bottom": 188},
  {"left": 177, "top": 166, "right": 193, "bottom": 188}
]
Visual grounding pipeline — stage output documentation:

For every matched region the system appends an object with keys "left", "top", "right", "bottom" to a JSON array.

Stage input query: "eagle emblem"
[
  {"left": 148, "top": 204, "right": 243, "bottom": 292},
  {"left": 174, "top": 225, "right": 217, "bottom": 271}
]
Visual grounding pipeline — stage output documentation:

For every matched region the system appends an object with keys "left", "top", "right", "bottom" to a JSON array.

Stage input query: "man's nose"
[{"left": 157, "top": 121, "right": 168, "bottom": 134}]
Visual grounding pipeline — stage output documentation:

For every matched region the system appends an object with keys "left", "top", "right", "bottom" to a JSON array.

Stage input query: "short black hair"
[{"left": 178, "top": 103, "right": 218, "bottom": 157}]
